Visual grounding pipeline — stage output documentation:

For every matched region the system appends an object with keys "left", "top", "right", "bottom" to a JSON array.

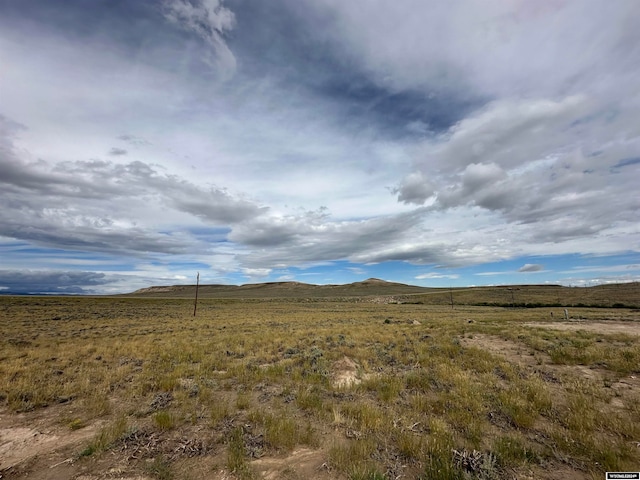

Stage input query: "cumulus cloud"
[
  {"left": 393, "top": 171, "right": 435, "bottom": 205},
  {"left": 391, "top": 93, "right": 640, "bottom": 248}
]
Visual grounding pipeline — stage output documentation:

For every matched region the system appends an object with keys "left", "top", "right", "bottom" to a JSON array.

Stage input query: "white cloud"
[
  {"left": 308, "top": 0, "right": 640, "bottom": 98},
  {"left": 415, "top": 273, "right": 459, "bottom": 280},
  {"left": 242, "top": 268, "right": 272, "bottom": 280},
  {"left": 431, "top": 96, "right": 590, "bottom": 172}
]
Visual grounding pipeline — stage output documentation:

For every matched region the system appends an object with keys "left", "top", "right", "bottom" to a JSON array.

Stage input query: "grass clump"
[
  {"left": 67, "top": 418, "right": 86, "bottom": 430},
  {"left": 422, "top": 418, "right": 463, "bottom": 479},
  {"left": 493, "top": 434, "right": 540, "bottom": 465},
  {"left": 361, "top": 374, "right": 403, "bottom": 403},
  {"left": 236, "top": 390, "right": 252, "bottom": 410},
  {"left": 248, "top": 409, "right": 317, "bottom": 451},
  {"left": 328, "top": 438, "right": 378, "bottom": 478},
  {"left": 227, "top": 426, "right": 255, "bottom": 480},
  {"left": 153, "top": 410, "right": 176, "bottom": 430},
  {"left": 209, "top": 399, "right": 230, "bottom": 426},
  {"left": 80, "top": 414, "right": 129, "bottom": 457},
  {"left": 145, "top": 455, "right": 174, "bottom": 480},
  {"left": 295, "top": 385, "right": 325, "bottom": 413}
]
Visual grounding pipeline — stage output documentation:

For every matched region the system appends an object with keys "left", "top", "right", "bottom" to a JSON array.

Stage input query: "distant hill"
[
  {"left": 126, "top": 278, "right": 433, "bottom": 299},
  {"left": 123, "top": 280, "right": 640, "bottom": 307}
]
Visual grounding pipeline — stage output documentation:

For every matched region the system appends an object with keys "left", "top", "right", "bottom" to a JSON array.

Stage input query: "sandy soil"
[
  {"left": 0, "top": 409, "right": 103, "bottom": 470},
  {"left": 0, "top": 405, "right": 103, "bottom": 479}
]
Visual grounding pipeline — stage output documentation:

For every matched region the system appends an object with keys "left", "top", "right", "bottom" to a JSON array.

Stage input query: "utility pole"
[{"left": 193, "top": 272, "right": 200, "bottom": 317}]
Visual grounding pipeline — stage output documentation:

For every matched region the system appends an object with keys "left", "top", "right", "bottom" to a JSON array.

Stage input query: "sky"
[{"left": 0, "top": 0, "right": 639, "bottom": 294}]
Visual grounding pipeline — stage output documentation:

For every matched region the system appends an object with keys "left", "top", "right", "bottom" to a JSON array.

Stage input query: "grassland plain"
[{"left": 0, "top": 286, "right": 639, "bottom": 479}]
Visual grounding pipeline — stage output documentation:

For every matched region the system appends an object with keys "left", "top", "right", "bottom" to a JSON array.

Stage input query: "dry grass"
[{"left": 0, "top": 294, "right": 639, "bottom": 479}]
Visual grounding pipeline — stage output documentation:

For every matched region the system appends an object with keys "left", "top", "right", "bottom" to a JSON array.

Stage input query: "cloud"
[
  {"left": 0, "top": 270, "right": 112, "bottom": 294},
  {"left": 560, "top": 264, "right": 640, "bottom": 275},
  {"left": 242, "top": 268, "right": 272, "bottom": 280},
  {"left": 0, "top": 1, "right": 637, "bottom": 293},
  {"left": 109, "top": 147, "right": 127, "bottom": 156},
  {"left": 518, "top": 264, "right": 544, "bottom": 273},
  {"left": 0, "top": 116, "right": 265, "bottom": 255},
  {"left": 162, "top": 0, "right": 236, "bottom": 76},
  {"left": 118, "top": 135, "right": 151, "bottom": 147},
  {"left": 611, "top": 156, "right": 640, "bottom": 170},
  {"left": 415, "top": 273, "right": 459, "bottom": 280},
  {"left": 437, "top": 162, "right": 511, "bottom": 210},
  {"left": 230, "top": 208, "right": 433, "bottom": 269},
  {"left": 393, "top": 172, "right": 435, "bottom": 205},
  {"left": 391, "top": 94, "right": 640, "bottom": 248},
  {"left": 307, "top": 0, "right": 640, "bottom": 98},
  {"left": 346, "top": 267, "right": 366, "bottom": 276}
]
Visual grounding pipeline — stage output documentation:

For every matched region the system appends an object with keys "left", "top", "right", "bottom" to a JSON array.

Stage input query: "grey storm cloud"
[{"left": 0, "top": 270, "right": 112, "bottom": 294}]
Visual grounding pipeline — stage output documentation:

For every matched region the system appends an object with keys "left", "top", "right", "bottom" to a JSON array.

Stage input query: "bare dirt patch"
[
  {"left": 461, "top": 334, "right": 605, "bottom": 382},
  {"left": 462, "top": 333, "right": 640, "bottom": 415},
  {"left": 0, "top": 408, "right": 101, "bottom": 472},
  {"left": 511, "top": 463, "right": 592, "bottom": 480},
  {"left": 460, "top": 334, "right": 546, "bottom": 368},
  {"left": 251, "top": 447, "right": 332, "bottom": 479},
  {"left": 523, "top": 321, "right": 640, "bottom": 336}
]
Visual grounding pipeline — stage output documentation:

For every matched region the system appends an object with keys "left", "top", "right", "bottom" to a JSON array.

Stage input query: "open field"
[{"left": 1, "top": 292, "right": 639, "bottom": 479}]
